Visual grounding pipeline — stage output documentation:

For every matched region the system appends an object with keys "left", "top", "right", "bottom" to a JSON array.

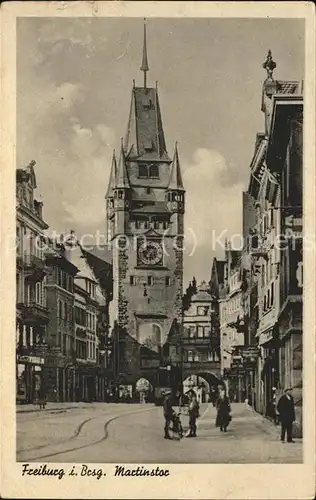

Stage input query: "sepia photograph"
[{"left": 1, "top": 2, "right": 315, "bottom": 499}]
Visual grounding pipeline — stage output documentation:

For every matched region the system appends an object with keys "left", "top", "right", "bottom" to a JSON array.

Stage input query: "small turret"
[
  {"left": 105, "top": 150, "right": 117, "bottom": 199},
  {"left": 112, "top": 139, "right": 131, "bottom": 236},
  {"left": 167, "top": 142, "right": 185, "bottom": 213},
  {"left": 115, "top": 139, "right": 130, "bottom": 190}
]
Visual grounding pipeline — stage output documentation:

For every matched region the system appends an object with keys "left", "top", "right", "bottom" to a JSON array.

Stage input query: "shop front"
[
  {"left": 76, "top": 363, "right": 98, "bottom": 402},
  {"left": 241, "top": 346, "right": 260, "bottom": 408},
  {"left": 16, "top": 354, "right": 45, "bottom": 404}
]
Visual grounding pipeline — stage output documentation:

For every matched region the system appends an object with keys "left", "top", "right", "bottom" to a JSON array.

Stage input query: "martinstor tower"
[{"left": 105, "top": 20, "right": 185, "bottom": 380}]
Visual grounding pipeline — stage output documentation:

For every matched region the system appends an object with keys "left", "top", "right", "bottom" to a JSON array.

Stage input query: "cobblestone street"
[{"left": 17, "top": 402, "right": 302, "bottom": 463}]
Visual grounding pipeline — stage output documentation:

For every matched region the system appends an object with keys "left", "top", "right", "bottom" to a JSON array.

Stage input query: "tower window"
[
  {"left": 138, "top": 164, "right": 159, "bottom": 179},
  {"left": 130, "top": 276, "right": 136, "bottom": 286},
  {"left": 138, "top": 165, "right": 148, "bottom": 178},
  {"left": 165, "top": 276, "right": 171, "bottom": 286},
  {"left": 149, "top": 164, "right": 159, "bottom": 178},
  {"left": 147, "top": 276, "right": 153, "bottom": 286},
  {"left": 144, "top": 139, "right": 154, "bottom": 151}
]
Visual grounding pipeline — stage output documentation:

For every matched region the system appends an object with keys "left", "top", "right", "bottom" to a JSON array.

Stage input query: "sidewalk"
[{"left": 199, "top": 402, "right": 302, "bottom": 442}]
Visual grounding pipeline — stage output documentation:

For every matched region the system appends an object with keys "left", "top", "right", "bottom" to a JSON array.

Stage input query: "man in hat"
[
  {"left": 277, "top": 387, "right": 296, "bottom": 443},
  {"left": 163, "top": 390, "right": 173, "bottom": 440}
]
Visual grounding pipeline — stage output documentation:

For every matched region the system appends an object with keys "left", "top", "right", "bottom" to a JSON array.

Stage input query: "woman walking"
[{"left": 215, "top": 388, "right": 231, "bottom": 432}]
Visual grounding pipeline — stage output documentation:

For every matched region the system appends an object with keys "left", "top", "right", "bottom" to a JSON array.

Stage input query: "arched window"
[
  {"left": 152, "top": 324, "right": 161, "bottom": 346},
  {"left": 138, "top": 164, "right": 148, "bottom": 178},
  {"left": 149, "top": 164, "right": 159, "bottom": 178}
]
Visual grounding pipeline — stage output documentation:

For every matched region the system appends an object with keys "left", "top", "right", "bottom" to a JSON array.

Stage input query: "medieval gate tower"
[{"left": 105, "top": 20, "right": 185, "bottom": 382}]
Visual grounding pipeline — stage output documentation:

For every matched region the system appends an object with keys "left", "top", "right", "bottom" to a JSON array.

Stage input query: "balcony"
[
  {"left": 23, "top": 254, "right": 47, "bottom": 282},
  {"left": 17, "top": 302, "right": 49, "bottom": 323},
  {"left": 16, "top": 342, "right": 48, "bottom": 360}
]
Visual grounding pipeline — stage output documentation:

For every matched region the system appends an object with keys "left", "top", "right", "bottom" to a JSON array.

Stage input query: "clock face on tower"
[{"left": 138, "top": 240, "right": 163, "bottom": 266}]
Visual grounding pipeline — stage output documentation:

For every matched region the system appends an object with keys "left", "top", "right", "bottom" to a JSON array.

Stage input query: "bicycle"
[{"left": 170, "top": 411, "right": 184, "bottom": 440}]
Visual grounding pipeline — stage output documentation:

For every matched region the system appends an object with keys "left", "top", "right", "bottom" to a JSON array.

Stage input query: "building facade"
[
  {"left": 217, "top": 244, "right": 245, "bottom": 401},
  {"left": 44, "top": 242, "right": 78, "bottom": 402},
  {"left": 182, "top": 281, "right": 221, "bottom": 394},
  {"left": 242, "top": 51, "right": 303, "bottom": 435},
  {"left": 105, "top": 21, "right": 185, "bottom": 387},
  {"left": 16, "top": 161, "right": 49, "bottom": 404},
  {"left": 64, "top": 235, "right": 104, "bottom": 402},
  {"left": 264, "top": 60, "right": 303, "bottom": 436}
]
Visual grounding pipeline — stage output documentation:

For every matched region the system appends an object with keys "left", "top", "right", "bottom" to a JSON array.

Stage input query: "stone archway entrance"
[
  {"left": 183, "top": 375, "right": 210, "bottom": 403},
  {"left": 138, "top": 322, "right": 162, "bottom": 353},
  {"left": 135, "top": 377, "right": 153, "bottom": 403},
  {"left": 183, "top": 371, "right": 224, "bottom": 404}
]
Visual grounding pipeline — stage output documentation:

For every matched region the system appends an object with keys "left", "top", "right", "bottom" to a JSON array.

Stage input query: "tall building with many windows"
[
  {"left": 242, "top": 51, "right": 303, "bottom": 434},
  {"left": 105, "top": 20, "right": 185, "bottom": 387},
  {"left": 183, "top": 281, "right": 220, "bottom": 367},
  {"left": 16, "top": 161, "right": 49, "bottom": 403}
]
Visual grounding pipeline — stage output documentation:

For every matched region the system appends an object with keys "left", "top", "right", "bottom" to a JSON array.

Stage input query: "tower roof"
[
  {"left": 124, "top": 85, "right": 170, "bottom": 161},
  {"left": 116, "top": 139, "right": 130, "bottom": 188},
  {"left": 105, "top": 150, "right": 117, "bottom": 198},
  {"left": 168, "top": 142, "right": 185, "bottom": 191}
]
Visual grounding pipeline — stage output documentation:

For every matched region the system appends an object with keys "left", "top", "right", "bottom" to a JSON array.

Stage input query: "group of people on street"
[
  {"left": 163, "top": 385, "right": 297, "bottom": 442},
  {"left": 163, "top": 389, "right": 200, "bottom": 439},
  {"left": 163, "top": 385, "right": 232, "bottom": 439}
]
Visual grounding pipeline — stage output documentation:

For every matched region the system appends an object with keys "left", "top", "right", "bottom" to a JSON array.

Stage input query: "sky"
[{"left": 17, "top": 17, "right": 304, "bottom": 286}]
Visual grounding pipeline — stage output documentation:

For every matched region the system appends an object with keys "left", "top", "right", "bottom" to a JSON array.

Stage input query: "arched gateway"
[{"left": 183, "top": 371, "right": 224, "bottom": 404}]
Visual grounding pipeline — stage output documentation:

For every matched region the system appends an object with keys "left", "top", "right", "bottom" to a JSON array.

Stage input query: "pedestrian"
[
  {"left": 186, "top": 390, "right": 200, "bottom": 438},
  {"left": 210, "top": 388, "right": 217, "bottom": 407},
  {"left": 38, "top": 383, "right": 47, "bottom": 410},
  {"left": 215, "top": 388, "right": 231, "bottom": 432},
  {"left": 276, "top": 387, "right": 296, "bottom": 443},
  {"left": 163, "top": 390, "right": 173, "bottom": 440}
]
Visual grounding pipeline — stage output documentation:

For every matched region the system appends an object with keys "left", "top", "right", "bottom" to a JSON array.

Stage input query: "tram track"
[
  {"left": 17, "top": 405, "right": 157, "bottom": 461},
  {"left": 17, "top": 414, "right": 98, "bottom": 454}
]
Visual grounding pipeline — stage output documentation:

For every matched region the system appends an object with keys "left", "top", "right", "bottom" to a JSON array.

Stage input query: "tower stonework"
[{"left": 105, "top": 21, "right": 185, "bottom": 381}]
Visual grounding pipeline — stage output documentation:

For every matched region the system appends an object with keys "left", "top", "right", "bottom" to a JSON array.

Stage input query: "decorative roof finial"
[
  {"left": 140, "top": 18, "right": 149, "bottom": 89},
  {"left": 263, "top": 50, "right": 276, "bottom": 80}
]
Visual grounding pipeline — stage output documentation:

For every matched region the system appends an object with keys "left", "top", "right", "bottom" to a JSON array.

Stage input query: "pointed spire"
[
  {"left": 116, "top": 138, "right": 130, "bottom": 189},
  {"left": 105, "top": 150, "right": 117, "bottom": 198},
  {"left": 168, "top": 142, "right": 184, "bottom": 191},
  {"left": 140, "top": 18, "right": 149, "bottom": 89}
]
